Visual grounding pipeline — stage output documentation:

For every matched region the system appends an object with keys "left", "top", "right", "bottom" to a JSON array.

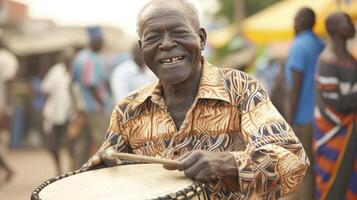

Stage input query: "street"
[{"left": 0, "top": 148, "right": 71, "bottom": 200}]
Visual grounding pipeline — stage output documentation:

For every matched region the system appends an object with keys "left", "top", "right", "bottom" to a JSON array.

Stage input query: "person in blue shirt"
[
  {"left": 285, "top": 7, "right": 324, "bottom": 200},
  {"left": 70, "top": 26, "right": 112, "bottom": 169}
]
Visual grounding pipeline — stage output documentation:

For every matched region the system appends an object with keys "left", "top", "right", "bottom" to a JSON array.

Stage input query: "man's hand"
[
  {"left": 81, "top": 147, "right": 122, "bottom": 170},
  {"left": 164, "top": 150, "right": 238, "bottom": 182}
]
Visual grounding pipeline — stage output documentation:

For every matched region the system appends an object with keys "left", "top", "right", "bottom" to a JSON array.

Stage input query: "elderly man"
[
  {"left": 71, "top": 26, "right": 112, "bottom": 168},
  {"left": 83, "top": 0, "right": 309, "bottom": 199},
  {"left": 0, "top": 38, "right": 17, "bottom": 182}
]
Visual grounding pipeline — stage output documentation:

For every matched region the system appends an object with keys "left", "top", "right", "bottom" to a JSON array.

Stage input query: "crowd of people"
[
  {"left": 0, "top": 25, "right": 157, "bottom": 177},
  {"left": 0, "top": 0, "right": 356, "bottom": 199}
]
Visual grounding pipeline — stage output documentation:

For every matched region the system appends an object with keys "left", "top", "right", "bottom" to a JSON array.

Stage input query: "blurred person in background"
[
  {"left": 284, "top": 7, "right": 324, "bottom": 200},
  {"left": 10, "top": 64, "right": 31, "bottom": 149},
  {"left": 254, "top": 53, "right": 287, "bottom": 117},
  {"left": 110, "top": 43, "right": 157, "bottom": 103},
  {"left": 314, "top": 12, "right": 357, "bottom": 200},
  {"left": 0, "top": 37, "right": 17, "bottom": 183},
  {"left": 28, "top": 65, "right": 47, "bottom": 147},
  {"left": 71, "top": 26, "right": 112, "bottom": 168},
  {"left": 42, "top": 48, "right": 74, "bottom": 175}
]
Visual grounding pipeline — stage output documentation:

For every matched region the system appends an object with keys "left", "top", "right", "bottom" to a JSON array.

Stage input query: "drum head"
[{"left": 39, "top": 164, "right": 194, "bottom": 200}]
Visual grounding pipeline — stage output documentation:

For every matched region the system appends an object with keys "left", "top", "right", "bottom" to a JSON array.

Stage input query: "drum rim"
[{"left": 31, "top": 162, "right": 205, "bottom": 200}]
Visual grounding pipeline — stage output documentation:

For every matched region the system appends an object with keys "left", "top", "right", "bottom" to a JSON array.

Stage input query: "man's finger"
[
  {"left": 163, "top": 151, "right": 193, "bottom": 170},
  {"left": 178, "top": 151, "right": 203, "bottom": 171},
  {"left": 81, "top": 154, "right": 101, "bottom": 170},
  {"left": 80, "top": 162, "right": 92, "bottom": 171},
  {"left": 101, "top": 147, "right": 117, "bottom": 160},
  {"left": 102, "top": 157, "right": 122, "bottom": 167},
  {"left": 91, "top": 154, "right": 101, "bottom": 165},
  {"left": 194, "top": 168, "right": 217, "bottom": 182},
  {"left": 177, "top": 151, "right": 192, "bottom": 161},
  {"left": 183, "top": 159, "right": 205, "bottom": 179},
  {"left": 162, "top": 163, "right": 178, "bottom": 170},
  {"left": 100, "top": 147, "right": 122, "bottom": 167}
]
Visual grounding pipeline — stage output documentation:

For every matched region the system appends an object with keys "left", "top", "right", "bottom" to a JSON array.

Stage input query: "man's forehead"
[{"left": 140, "top": 1, "right": 188, "bottom": 23}]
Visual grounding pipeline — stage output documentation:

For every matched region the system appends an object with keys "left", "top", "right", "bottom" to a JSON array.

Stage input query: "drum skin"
[{"left": 31, "top": 163, "right": 207, "bottom": 200}]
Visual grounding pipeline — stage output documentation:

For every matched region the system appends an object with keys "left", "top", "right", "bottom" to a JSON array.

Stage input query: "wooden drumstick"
[{"left": 106, "top": 149, "right": 180, "bottom": 166}]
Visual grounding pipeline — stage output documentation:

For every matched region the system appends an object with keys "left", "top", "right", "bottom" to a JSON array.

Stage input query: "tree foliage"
[{"left": 215, "top": 0, "right": 282, "bottom": 23}]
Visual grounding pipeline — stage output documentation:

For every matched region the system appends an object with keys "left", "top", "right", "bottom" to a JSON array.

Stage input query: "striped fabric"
[
  {"left": 72, "top": 49, "right": 112, "bottom": 113},
  {"left": 314, "top": 55, "right": 357, "bottom": 200}
]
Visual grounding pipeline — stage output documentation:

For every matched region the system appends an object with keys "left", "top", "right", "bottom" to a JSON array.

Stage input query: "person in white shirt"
[
  {"left": 0, "top": 39, "right": 18, "bottom": 182},
  {"left": 110, "top": 44, "right": 157, "bottom": 102},
  {"left": 42, "top": 48, "right": 73, "bottom": 175}
]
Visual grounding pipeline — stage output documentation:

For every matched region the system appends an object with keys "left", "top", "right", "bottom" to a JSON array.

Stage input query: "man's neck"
[
  {"left": 330, "top": 36, "right": 351, "bottom": 60},
  {"left": 295, "top": 28, "right": 311, "bottom": 36},
  {"left": 161, "top": 62, "right": 203, "bottom": 130},
  {"left": 162, "top": 63, "right": 202, "bottom": 107}
]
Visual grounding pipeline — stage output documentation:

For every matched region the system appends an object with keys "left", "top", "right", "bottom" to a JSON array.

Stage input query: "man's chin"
[{"left": 160, "top": 76, "right": 188, "bottom": 86}]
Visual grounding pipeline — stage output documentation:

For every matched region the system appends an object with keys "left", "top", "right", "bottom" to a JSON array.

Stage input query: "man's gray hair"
[{"left": 136, "top": 0, "right": 200, "bottom": 37}]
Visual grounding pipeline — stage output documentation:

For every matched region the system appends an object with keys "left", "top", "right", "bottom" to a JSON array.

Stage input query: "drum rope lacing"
[{"left": 154, "top": 182, "right": 206, "bottom": 200}]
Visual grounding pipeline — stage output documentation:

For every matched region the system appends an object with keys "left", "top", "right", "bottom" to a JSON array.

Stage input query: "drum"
[{"left": 31, "top": 163, "right": 208, "bottom": 200}]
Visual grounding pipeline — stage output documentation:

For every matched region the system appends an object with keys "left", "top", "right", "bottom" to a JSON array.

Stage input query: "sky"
[{"left": 14, "top": 0, "right": 219, "bottom": 36}]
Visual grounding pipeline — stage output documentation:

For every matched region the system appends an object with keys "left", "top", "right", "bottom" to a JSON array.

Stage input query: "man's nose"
[{"left": 159, "top": 33, "right": 177, "bottom": 50}]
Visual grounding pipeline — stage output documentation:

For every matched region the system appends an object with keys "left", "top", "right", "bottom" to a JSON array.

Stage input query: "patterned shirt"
[{"left": 99, "top": 61, "right": 309, "bottom": 199}]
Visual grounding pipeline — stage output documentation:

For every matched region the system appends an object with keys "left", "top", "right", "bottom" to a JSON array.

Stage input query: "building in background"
[{"left": 0, "top": 0, "right": 28, "bottom": 26}]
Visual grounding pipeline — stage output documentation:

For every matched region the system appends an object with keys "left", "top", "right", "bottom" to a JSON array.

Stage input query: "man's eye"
[
  {"left": 145, "top": 35, "right": 160, "bottom": 43},
  {"left": 172, "top": 30, "right": 188, "bottom": 37}
]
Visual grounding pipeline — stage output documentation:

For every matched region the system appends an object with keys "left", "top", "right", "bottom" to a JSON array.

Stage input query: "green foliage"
[
  {"left": 245, "top": 0, "right": 282, "bottom": 16},
  {"left": 215, "top": 0, "right": 235, "bottom": 23},
  {"left": 213, "top": 0, "right": 282, "bottom": 62},
  {"left": 215, "top": 0, "right": 282, "bottom": 23}
]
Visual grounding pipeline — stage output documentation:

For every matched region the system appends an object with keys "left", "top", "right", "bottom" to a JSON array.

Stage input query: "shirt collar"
[
  {"left": 131, "top": 58, "right": 232, "bottom": 108},
  {"left": 296, "top": 30, "right": 314, "bottom": 37}
]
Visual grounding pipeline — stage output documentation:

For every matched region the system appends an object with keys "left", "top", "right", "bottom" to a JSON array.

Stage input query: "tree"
[{"left": 215, "top": 0, "right": 282, "bottom": 24}]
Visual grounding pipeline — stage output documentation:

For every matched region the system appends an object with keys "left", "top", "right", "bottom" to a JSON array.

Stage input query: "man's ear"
[
  {"left": 198, "top": 28, "right": 207, "bottom": 51},
  {"left": 138, "top": 40, "right": 143, "bottom": 53}
]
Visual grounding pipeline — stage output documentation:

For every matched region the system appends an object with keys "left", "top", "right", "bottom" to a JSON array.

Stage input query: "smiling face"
[{"left": 138, "top": 2, "right": 206, "bottom": 85}]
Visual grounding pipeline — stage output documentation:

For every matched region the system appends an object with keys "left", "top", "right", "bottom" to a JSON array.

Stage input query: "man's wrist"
[
  {"left": 219, "top": 152, "right": 238, "bottom": 178},
  {"left": 220, "top": 152, "right": 240, "bottom": 192}
]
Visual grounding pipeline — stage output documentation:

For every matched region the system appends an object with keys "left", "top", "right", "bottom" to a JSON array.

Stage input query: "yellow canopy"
[
  {"left": 241, "top": 0, "right": 357, "bottom": 44},
  {"left": 207, "top": 24, "right": 239, "bottom": 49}
]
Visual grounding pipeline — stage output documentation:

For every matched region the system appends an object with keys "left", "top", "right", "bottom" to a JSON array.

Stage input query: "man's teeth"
[{"left": 160, "top": 56, "right": 183, "bottom": 64}]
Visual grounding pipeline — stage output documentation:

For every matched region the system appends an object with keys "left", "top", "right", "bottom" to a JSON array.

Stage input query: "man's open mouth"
[{"left": 159, "top": 56, "right": 184, "bottom": 65}]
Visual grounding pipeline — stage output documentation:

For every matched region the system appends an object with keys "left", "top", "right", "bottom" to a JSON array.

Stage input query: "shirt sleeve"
[
  {"left": 230, "top": 77, "right": 309, "bottom": 198},
  {"left": 286, "top": 43, "right": 306, "bottom": 72},
  {"left": 97, "top": 104, "right": 131, "bottom": 153},
  {"left": 41, "top": 67, "right": 56, "bottom": 93},
  {"left": 110, "top": 67, "right": 131, "bottom": 103}
]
